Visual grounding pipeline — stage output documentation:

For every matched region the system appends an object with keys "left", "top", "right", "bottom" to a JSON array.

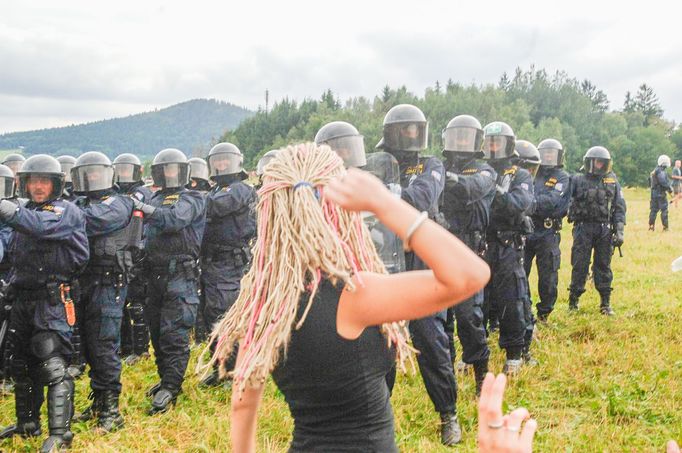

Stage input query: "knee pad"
[
  {"left": 37, "top": 356, "right": 67, "bottom": 386},
  {"left": 128, "top": 303, "right": 145, "bottom": 324},
  {"left": 30, "top": 331, "right": 61, "bottom": 361}
]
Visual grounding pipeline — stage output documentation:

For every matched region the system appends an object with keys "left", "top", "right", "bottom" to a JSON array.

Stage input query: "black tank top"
[{"left": 271, "top": 279, "right": 398, "bottom": 453}]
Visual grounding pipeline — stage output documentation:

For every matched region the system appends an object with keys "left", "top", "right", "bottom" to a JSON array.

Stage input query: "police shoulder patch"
[
  {"left": 480, "top": 170, "right": 492, "bottom": 178},
  {"left": 520, "top": 182, "right": 529, "bottom": 191},
  {"left": 102, "top": 196, "right": 116, "bottom": 206},
  {"left": 462, "top": 168, "right": 477, "bottom": 175},
  {"left": 504, "top": 166, "right": 518, "bottom": 176},
  {"left": 548, "top": 177, "right": 557, "bottom": 183},
  {"left": 431, "top": 170, "right": 442, "bottom": 181},
  {"left": 554, "top": 182, "right": 563, "bottom": 191},
  {"left": 41, "top": 204, "right": 55, "bottom": 212},
  {"left": 133, "top": 192, "right": 144, "bottom": 201}
]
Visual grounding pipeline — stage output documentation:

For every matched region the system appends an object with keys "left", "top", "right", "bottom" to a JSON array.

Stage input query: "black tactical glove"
[
  {"left": 612, "top": 222, "right": 625, "bottom": 247},
  {"left": 130, "top": 196, "right": 156, "bottom": 216}
]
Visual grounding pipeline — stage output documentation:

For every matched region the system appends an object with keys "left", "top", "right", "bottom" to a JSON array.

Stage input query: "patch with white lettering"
[
  {"left": 431, "top": 170, "right": 442, "bottom": 181},
  {"left": 520, "top": 183, "right": 529, "bottom": 191},
  {"left": 554, "top": 183, "right": 563, "bottom": 191}
]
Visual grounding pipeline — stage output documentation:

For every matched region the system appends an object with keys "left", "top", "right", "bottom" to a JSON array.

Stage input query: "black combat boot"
[
  {"left": 439, "top": 412, "right": 462, "bottom": 446},
  {"left": 522, "top": 347, "right": 539, "bottom": 367},
  {"left": 97, "top": 391, "right": 124, "bottom": 432},
  {"left": 568, "top": 293, "right": 580, "bottom": 311},
  {"left": 199, "top": 368, "right": 222, "bottom": 388},
  {"left": 600, "top": 294, "right": 614, "bottom": 316},
  {"left": 74, "top": 391, "right": 101, "bottom": 422},
  {"left": 41, "top": 378, "right": 75, "bottom": 452},
  {"left": 503, "top": 349, "right": 523, "bottom": 375},
  {"left": 145, "top": 381, "right": 162, "bottom": 398},
  {"left": 0, "top": 380, "right": 42, "bottom": 439},
  {"left": 149, "top": 388, "right": 178, "bottom": 415},
  {"left": 473, "top": 360, "right": 488, "bottom": 396}
]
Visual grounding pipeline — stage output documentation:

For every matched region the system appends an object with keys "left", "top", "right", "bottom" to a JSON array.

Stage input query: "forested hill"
[
  {"left": 0, "top": 99, "right": 252, "bottom": 158},
  {"left": 223, "top": 68, "right": 682, "bottom": 187}
]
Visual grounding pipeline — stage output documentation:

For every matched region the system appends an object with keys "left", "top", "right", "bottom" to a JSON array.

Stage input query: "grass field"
[{"left": 1, "top": 187, "right": 681, "bottom": 452}]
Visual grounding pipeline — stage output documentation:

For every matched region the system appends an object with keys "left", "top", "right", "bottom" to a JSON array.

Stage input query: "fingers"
[
  {"left": 518, "top": 418, "right": 538, "bottom": 452},
  {"left": 667, "top": 440, "right": 681, "bottom": 453},
  {"left": 504, "top": 408, "right": 530, "bottom": 432},
  {"left": 478, "top": 373, "right": 505, "bottom": 426}
]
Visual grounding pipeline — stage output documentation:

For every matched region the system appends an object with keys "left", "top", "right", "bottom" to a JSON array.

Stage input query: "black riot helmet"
[
  {"left": 113, "top": 153, "right": 143, "bottom": 184},
  {"left": 2, "top": 153, "right": 26, "bottom": 175},
  {"left": 57, "top": 155, "right": 77, "bottom": 183},
  {"left": 375, "top": 104, "right": 428, "bottom": 152},
  {"left": 71, "top": 151, "right": 114, "bottom": 194},
  {"left": 151, "top": 148, "right": 190, "bottom": 189},
  {"left": 538, "top": 138, "right": 565, "bottom": 168},
  {"left": 315, "top": 121, "right": 366, "bottom": 168},
  {"left": 188, "top": 157, "right": 209, "bottom": 183},
  {"left": 482, "top": 121, "right": 517, "bottom": 161},
  {"left": 16, "top": 154, "right": 65, "bottom": 201},
  {"left": 0, "top": 164, "right": 16, "bottom": 199},
  {"left": 207, "top": 143, "right": 247, "bottom": 181},
  {"left": 442, "top": 114, "right": 484, "bottom": 158},
  {"left": 583, "top": 146, "right": 612, "bottom": 176},
  {"left": 513, "top": 140, "right": 541, "bottom": 177},
  {"left": 256, "top": 150, "right": 279, "bottom": 177}
]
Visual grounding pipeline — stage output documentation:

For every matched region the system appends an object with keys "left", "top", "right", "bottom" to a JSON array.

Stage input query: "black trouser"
[
  {"left": 484, "top": 236, "right": 532, "bottom": 357},
  {"left": 145, "top": 270, "right": 199, "bottom": 393},
  {"left": 121, "top": 273, "right": 149, "bottom": 357},
  {"left": 569, "top": 222, "right": 613, "bottom": 298},
  {"left": 524, "top": 229, "right": 561, "bottom": 317},
  {"left": 80, "top": 272, "right": 126, "bottom": 393},
  {"left": 649, "top": 193, "right": 669, "bottom": 228}
]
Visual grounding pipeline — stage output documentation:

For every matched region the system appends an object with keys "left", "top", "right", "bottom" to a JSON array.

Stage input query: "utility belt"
[
  {"left": 532, "top": 217, "right": 562, "bottom": 231},
  {"left": 456, "top": 230, "right": 487, "bottom": 256},
  {"left": 201, "top": 246, "right": 251, "bottom": 268},
  {"left": 83, "top": 265, "right": 127, "bottom": 286},
  {"left": 490, "top": 230, "right": 526, "bottom": 249},
  {"left": 573, "top": 221, "right": 611, "bottom": 228},
  {"left": 147, "top": 255, "right": 199, "bottom": 280},
  {"left": 11, "top": 280, "right": 79, "bottom": 326}
]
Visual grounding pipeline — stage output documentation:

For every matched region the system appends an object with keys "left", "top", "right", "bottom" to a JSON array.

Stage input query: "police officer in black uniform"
[
  {"left": 649, "top": 154, "right": 672, "bottom": 231},
  {"left": 376, "top": 104, "right": 460, "bottom": 445},
  {"left": 113, "top": 153, "right": 153, "bottom": 365},
  {"left": 0, "top": 154, "right": 89, "bottom": 452},
  {"left": 255, "top": 150, "right": 279, "bottom": 190},
  {"left": 0, "top": 164, "right": 16, "bottom": 393},
  {"left": 524, "top": 139, "right": 570, "bottom": 322},
  {"left": 198, "top": 143, "right": 256, "bottom": 386},
  {"left": 188, "top": 157, "right": 212, "bottom": 192},
  {"left": 70, "top": 152, "right": 138, "bottom": 432},
  {"left": 568, "top": 146, "right": 626, "bottom": 315},
  {"left": 315, "top": 121, "right": 367, "bottom": 168},
  {"left": 482, "top": 122, "right": 535, "bottom": 375},
  {"left": 439, "top": 114, "right": 495, "bottom": 395},
  {"left": 2, "top": 153, "right": 26, "bottom": 175},
  {"left": 57, "top": 156, "right": 78, "bottom": 201},
  {"left": 129, "top": 148, "right": 206, "bottom": 414}
]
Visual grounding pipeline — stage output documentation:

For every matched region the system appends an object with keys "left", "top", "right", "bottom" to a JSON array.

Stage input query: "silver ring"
[
  {"left": 505, "top": 426, "right": 520, "bottom": 432},
  {"left": 487, "top": 420, "right": 504, "bottom": 430}
]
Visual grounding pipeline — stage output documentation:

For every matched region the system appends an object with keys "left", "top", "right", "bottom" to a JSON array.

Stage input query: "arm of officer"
[
  {"left": 495, "top": 170, "right": 534, "bottom": 217},
  {"left": 612, "top": 181, "right": 627, "bottom": 225},
  {"left": 140, "top": 191, "right": 205, "bottom": 233},
  {"left": 0, "top": 200, "right": 85, "bottom": 240},
  {"left": 81, "top": 196, "right": 134, "bottom": 237},
  {"left": 535, "top": 171, "right": 570, "bottom": 218},
  {"left": 401, "top": 158, "right": 445, "bottom": 211},
  {"left": 658, "top": 169, "right": 673, "bottom": 192},
  {"left": 209, "top": 184, "right": 256, "bottom": 218},
  {"left": 449, "top": 169, "right": 496, "bottom": 205}
]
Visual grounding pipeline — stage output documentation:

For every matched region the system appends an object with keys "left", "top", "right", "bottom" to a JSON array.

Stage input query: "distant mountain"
[{"left": 0, "top": 99, "right": 253, "bottom": 158}]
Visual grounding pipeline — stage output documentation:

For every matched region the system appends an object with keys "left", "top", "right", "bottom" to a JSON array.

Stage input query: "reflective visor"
[
  {"left": 114, "top": 163, "right": 142, "bottom": 183},
  {"left": 151, "top": 163, "right": 190, "bottom": 188},
  {"left": 72, "top": 165, "right": 114, "bottom": 192},
  {"left": 60, "top": 163, "right": 75, "bottom": 182},
  {"left": 482, "top": 136, "right": 514, "bottom": 160},
  {"left": 0, "top": 176, "right": 15, "bottom": 198},
  {"left": 383, "top": 122, "right": 428, "bottom": 151},
  {"left": 442, "top": 127, "right": 483, "bottom": 153},
  {"left": 325, "top": 135, "right": 366, "bottom": 168},
  {"left": 539, "top": 148, "right": 560, "bottom": 166},
  {"left": 208, "top": 153, "right": 242, "bottom": 177},
  {"left": 586, "top": 158, "right": 611, "bottom": 175}
]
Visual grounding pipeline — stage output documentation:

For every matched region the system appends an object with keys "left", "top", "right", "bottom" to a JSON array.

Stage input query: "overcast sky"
[{"left": 1, "top": 0, "right": 680, "bottom": 134}]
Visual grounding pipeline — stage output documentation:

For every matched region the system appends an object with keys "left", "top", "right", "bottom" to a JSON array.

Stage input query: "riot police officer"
[
  {"left": 2, "top": 153, "right": 25, "bottom": 175},
  {"left": 482, "top": 122, "right": 535, "bottom": 374},
  {"left": 568, "top": 146, "right": 626, "bottom": 315},
  {"left": 113, "top": 153, "right": 152, "bottom": 365},
  {"left": 128, "top": 148, "right": 205, "bottom": 414},
  {"left": 70, "top": 152, "right": 138, "bottom": 432},
  {"left": 198, "top": 143, "right": 256, "bottom": 387},
  {"left": 187, "top": 157, "right": 212, "bottom": 192},
  {"left": 523, "top": 139, "right": 570, "bottom": 322},
  {"left": 314, "top": 121, "right": 367, "bottom": 168},
  {"left": 440, "top": 114, "right": 495, "bottom": 395},
  {"left": 377, "top": 104, "right": 460, "bottom": 446},
  {"left": 255, "top": 150, "right": 279, "bottom": 189},
  {"left": 0, "top": 154, "right": 89, "bottom": 451},
  {"left": 649, "top": 154, "right": 673, "bottom": 231},
  {"left": 0, "top": 164, "right": 16, "bottom": 392},
  {"left": 57, "top": 155, "right": 78, "bottom": 201}
]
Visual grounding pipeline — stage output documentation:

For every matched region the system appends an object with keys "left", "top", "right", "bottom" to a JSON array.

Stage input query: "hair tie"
[{"left": 293, "top": 181, "right": 313, "bottom": 191}]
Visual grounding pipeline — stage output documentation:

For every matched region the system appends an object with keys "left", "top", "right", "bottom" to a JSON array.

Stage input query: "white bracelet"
[{"left": 403, "top": 211, "right": 429, "bottom": 252}]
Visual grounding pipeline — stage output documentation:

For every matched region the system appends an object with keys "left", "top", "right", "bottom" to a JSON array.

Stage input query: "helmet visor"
[
  {"left": 5, "top": 161, "right": 22, "bottom": 174},
  {"left": 114, "top": 163, "right": 142, "bottom": 183},
  {"left": 586, "top": 158, "right": 611, "bottom": 175},
  {"left": 60, "top": 163, "right": 75, "bottom": 183},
  {"left": 208, "top": 153, "right": 243, "bottom": 177},
  {"left": 539, "top": 148, "right": 562, "bottom": 167},
  {"left": 72, "top": 165, "right": 114, "bottom": 193},
  {"left": 189, "top": 161, "right": 209, "bottom": 182},
  {"left": 325, "top": 135, "right": 366, "bottom": 168},
  {"left": 0, "top": 176, "right": 15, "bottom": 199},
  {"left": 442, "top": 127, "right": 483, "bottom": 153},
  {"left": 483, "top": 136, "right": 515, "bottom": 160},
  {"left": 152, "top": 163, "right": 190, "bottom": 188},
  {"left": 383, "top": 122, "right": 428, "bottom": 151},
  {"left": 522, "top": 163, "right": 540, "bottom": 178},
  {"left": 256, "top": 155, "right": 277, "bottom": 176}
]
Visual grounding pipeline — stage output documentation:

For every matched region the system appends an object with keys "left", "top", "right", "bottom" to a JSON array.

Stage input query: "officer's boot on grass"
[
  {"left": 97, "top": 391, "right": 124, "bottom": 432},
  {"left": 439, "top": 412, "right": 462, "bottom": 446},
  {"left": 600, "top": 293, "right": 614, "bottom": 316},
  {"left": 74, "top": 391, "right": 101, "bottom": 422},
  {"left": 149, "top": 388, "right": 178, "bottom": 415},
  {"left": 0, "top": 380, "right": 42, "bottom": 439},
  {"left": 568, "top": 293, "right": 580, "bottom": 311},
  {"left": 473, "top": 360, "right": 488, "bottom": 396},
  {"left": 41, "top": 379, "right": 74, "bottom": 452}
]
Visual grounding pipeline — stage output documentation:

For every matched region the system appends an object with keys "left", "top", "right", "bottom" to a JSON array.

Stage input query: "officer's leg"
[
  {"left": 660, "top": 197, "right": 669, "bottom": 230},
  {"left": 129, "top": 302, "right": 149, "bottom": 358},
  {"left": 120, "top": 304, "right": 133, "bottom": 357},
  {"left": 536, "top": 232, "right": 561, "bottom": 320},
  {"left": 483, "top": 241, "right": 499, "bottom": 332},
  {"left": 144, "top": 273, "right": 165, "bottom": 386},
  {"left": 122, "top": 274, "right": 149, "bottom": 364},
  {"left": 569, "top": 224, "right": 593, "bottom": 308},
  {"left": 194, "top": 274, "right": 208, "bottom": 345},
  {"left": 593, "top": 225, "right": 615, "bottom": 315},
  {"left": 523, "top": 234, "right": 537, "bottom": 300},
  {"left": 445, "top": 307, "right": 456, "bottom": 364},
  {"left": 409, "top": 312, "right": 461, "bottom": 445},
  {"left": 453, "top": 289, "right": 489, "bottom": 394},
  {"left": 150, "top": 273, "right": 198, "bottom": 414},
  {"left": 649, "top": 195, "right": 658, "bottom": 229}
]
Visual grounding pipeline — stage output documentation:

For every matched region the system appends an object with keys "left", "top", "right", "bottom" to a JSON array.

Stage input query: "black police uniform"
[
  {"left": 524, "top": 167, "right": 570, "bottom": 319},
  {"left": 76, "top": 191, "right": 135, "bottom": 417},
  {"left": 484, "top": 161, "right": 534, "bottom": 359},
  {"left": 0, "top": 198, "right": 88, "bottom": 447},
  {"left": 118, "top": 182, "right": 153, "bottom": 360},
  {"left": 144, "top": 187, "right": 205, "bottom": 398},
  {"left": 200, "top": 178, "right": 256, "bottom": 374},
  {"left": 441, "top": 158, "right": 495, "bottom": 376},
  {"left": 568, "top": 171, "right": 627, "bottom": 307},
  {"left": 396, "top": 154, "right": 457, "bottom": 416},
  {"left": 649, "top": 165, "right": 672, "bottom": 230}
]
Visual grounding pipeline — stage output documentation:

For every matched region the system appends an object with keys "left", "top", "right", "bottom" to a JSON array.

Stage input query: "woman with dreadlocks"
[{"left": 206, "top": 143, "right": 490, "bottom": 452}]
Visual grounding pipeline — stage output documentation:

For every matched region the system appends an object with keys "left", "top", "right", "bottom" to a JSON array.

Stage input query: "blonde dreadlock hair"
[{"left": 201, "top": 142, "right": 413, "bottom": 395}]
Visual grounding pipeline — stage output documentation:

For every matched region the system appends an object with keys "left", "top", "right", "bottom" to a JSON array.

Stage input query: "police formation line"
[{"left": 0, "top": 102, "right": 645, "bottom": 450}]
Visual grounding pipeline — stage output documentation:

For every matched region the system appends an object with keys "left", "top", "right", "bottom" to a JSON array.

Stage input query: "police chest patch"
[
  {"left": 520, "top": 183, "right": 529, "bottom": 191},
  {"left": 431, "top": 170, "right": 442, "bottom": 181},
  {"left": 602, "top": 177, "right": 616, "bottom": 184},
  {"left": 480, "top": 170, "right": 492, "bottom": 178},
  {"left": 405, "top": 164, "right": 424, "bottom": 176},
  {"left": 162, "top": 194, "right": 180, "bottom": 206},
  {"left": 462, "top": 168, "right": 477, "bottom": 175}
]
